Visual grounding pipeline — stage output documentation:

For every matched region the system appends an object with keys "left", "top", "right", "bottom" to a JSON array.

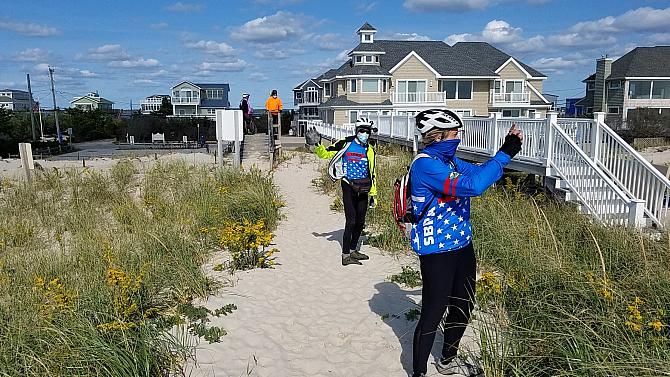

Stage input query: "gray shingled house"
[
  {"left": 293, "top": 22, "right": 551, "bottom": 124},
  {"left": 575, "top": 46, "right": 670, "bottom": 127}
]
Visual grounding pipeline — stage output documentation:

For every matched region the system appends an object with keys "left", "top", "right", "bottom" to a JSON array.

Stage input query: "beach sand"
[{"left": 187, "top": 154, "right": 481, "bottom": 377}]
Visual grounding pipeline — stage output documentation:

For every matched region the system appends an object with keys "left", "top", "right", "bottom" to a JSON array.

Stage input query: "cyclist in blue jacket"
[{"left": 410, "top": 109, "right": 523, "bottom": 377}]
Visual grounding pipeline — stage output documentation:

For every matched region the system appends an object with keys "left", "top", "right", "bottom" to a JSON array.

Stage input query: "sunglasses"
[{"left": 358, "top": 129, "right": 371, "bottom": 134}]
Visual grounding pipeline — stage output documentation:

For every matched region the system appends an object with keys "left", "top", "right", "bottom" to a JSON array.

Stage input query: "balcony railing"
[
  {"left": 171, "top": 97, "right": 200, "bottom": 105},
  {"left": 391, "top": 92, "right": 446, "bottom": 104},
  {"left": 295, "top": 97, "right": 321, "bottom": 106},
  {"left": 490, "top": 91, "right": 530, "bottom": 105}
]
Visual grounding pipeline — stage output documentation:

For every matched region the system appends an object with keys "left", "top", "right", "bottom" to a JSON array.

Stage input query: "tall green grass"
[
  {"left": 0, "top": 160, "right": 281, "bottom": 376},
  {"left": 334, "top": 148, "right": 670, "bottom": 376}
]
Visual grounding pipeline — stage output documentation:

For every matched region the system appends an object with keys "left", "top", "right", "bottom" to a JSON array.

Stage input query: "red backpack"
[{"left": 393, "top": 153, "right": 429, "bottom": 238}]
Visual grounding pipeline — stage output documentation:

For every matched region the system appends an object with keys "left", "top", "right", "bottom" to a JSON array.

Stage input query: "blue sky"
[{"left": 1, "top": 0, "right": 669, "bottom": 109}]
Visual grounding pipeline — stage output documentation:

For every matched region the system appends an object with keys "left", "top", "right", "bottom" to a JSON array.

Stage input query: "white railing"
[
  {"left": 171, "top": 97, "right": 200, "bottom": 105},
  {"left": 306, "top": 111, "right": 667, "bottom": 228},
  {"left": 548, "top": 124, "right": 642, "bottom": 226},
  {"left": 490, "top": 91, "right": 530, "bottom": 105},
  {"left": 391, "top": 92, "right": 446, "bottom": 104},
  {"left": 593, "top": 118, "right": 670, "bottom": 227}
]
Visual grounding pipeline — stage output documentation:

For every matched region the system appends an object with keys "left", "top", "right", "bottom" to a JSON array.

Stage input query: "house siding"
[
  {"left": 498, "top": 62, "right": 527, "bottom": 80},
  {"left": 391, "top": 55, "right": 438, "bottom": 91},
  {"left": 444, "top": 80, "right": 489, "bottom": 116},
  {"left": 528, "top": 79, "right": 544, "bottom": 102},
  {"left": 346, "top": 78, "right": 388, "bottom": 103},
  {"left": 173, "top": 82, "right": 199, "bottom": 92}
]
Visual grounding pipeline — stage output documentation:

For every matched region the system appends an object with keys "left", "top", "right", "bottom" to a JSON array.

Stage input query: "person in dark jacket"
[
  {"left": 313, "top": 117, "right": 378, "bottom": 266},
  {"left": 409, "top": 109, "right": 523, "bottom": 377}
]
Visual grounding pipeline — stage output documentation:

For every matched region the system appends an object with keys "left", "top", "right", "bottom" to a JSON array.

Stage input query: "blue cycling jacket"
[{"left": 410, "top": 140, "right": 512, "bottom": 255}]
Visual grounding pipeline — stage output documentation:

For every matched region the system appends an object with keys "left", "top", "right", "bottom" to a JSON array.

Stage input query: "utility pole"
[
  {"left": 37, "top": 97, "right": 44, "bottom": 139},
  {"left": 26, "top": 74, "right": 36, "bottom": 141},
  {"left": 48, "top": 66, "right": 62, "bottom": 145}
]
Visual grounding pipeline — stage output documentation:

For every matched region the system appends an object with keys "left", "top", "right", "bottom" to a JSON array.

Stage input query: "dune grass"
[
  {"left": 318, "top": 146, "right": 670, "bottom": 376},
  {"left": 0, "top": 160, "right": 282, "bottom": 376}
]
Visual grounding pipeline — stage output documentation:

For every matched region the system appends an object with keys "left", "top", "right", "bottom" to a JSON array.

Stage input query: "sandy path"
[{"left": 188, "top": 154, "right": 480, "bottom": 377}]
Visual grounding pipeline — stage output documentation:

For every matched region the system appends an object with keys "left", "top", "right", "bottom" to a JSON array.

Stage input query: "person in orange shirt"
[{"left": 265, "top": 89, "right": 283, "bottom": 125}]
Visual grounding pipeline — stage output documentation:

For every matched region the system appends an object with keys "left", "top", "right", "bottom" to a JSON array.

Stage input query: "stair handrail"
[
  {"left": 593, "top": 119, "right": 670, "bottom": 227},
  {"left": 550, "top": 122, "right": 640, "bottom": 226}
]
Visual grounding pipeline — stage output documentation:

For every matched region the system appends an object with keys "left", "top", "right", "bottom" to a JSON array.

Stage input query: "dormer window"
[
  {"left": 356, "top": 56, "right": 362, "bottom": 63},
  {"left": 364, "top": 34, "right": 371, "bottom": 42},
  {"left": 365, "top": 55, "right": 373, "bottom": 63}
]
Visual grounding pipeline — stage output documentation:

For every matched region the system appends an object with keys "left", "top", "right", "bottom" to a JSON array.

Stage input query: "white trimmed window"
[
  {"left": 502, "top": 109, "right": 521, "bottom": 117},
  {"left": 365, "top": 55, "right": 373, "bottom": 63},
  {"left": 350, "top": 79, "right": 357, "bottom": 93},
  {"left": 587, "top": 82, "right": 595, "bottom": 91},
  {"left": 324, "top": 82, "right": 331, "bottom": 97},
  {"left": 439, "top": 80, "right": 472, "bottom": 100},
  {"left": 207, "top": 109, "right": 216, "bottom": 115},
  {"left": 528, "top": 109, "right": 536, "bottom": 118},
  {"left": 356, "top": 56, "right": 362, "bottom": 63},
  {"left": 608, "top": 80, "right": 621, "bottom": 89},
  {"left": 382, "top": 79, "right": 388, "bottom": 93},
  {"left": 349, "top": 110, "right": 358, "bottom": 123},
  {"left": 455, "top": 109, "right": 472, "bottom": 117},
  {"left": 362, "top": 79, "right": 379, "bottom": 93},
  {"left": 608, "top": 106, "right": 619, "bottom": 114}
]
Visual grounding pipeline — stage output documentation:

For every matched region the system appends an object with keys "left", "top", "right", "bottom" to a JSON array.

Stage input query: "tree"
[{"left": 158, "top": 97, "right": 173, "bottom": 116}]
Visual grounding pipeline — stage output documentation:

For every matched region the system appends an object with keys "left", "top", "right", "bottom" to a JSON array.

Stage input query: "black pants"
[
  {"left": 412, "top": 243, "right": 476, "bottom": 375},
  {"left": 271, "top": 113, "right": 279, "bottom": 125},
  {"left": 341, "top": 180, "right": 368, "bottom": 254}
]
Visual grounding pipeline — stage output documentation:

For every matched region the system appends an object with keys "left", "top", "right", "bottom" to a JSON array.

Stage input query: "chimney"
[{"left": 594, "top": 57, "right": 612, "bottom": 112}]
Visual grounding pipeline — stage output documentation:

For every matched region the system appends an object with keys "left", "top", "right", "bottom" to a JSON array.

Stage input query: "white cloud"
[
  {"left": 165, "top": 2, "right": 203, "bottom": 12},
  {"left": 444, "top": 33, "right": 476, "bottom": 45},
  {"left": 254, "top": 50, "right": 295, "bottom": 59},
  {"left": 648, "top": 33, "right": 670, "bottom": 44},
  {"left": 79, "top": 70, "right": 97, "bottom": 77},
  {"left": 184, "top": 40, "right": 235, "bottom": 55},
  {"left": 249, "top": 72, "right": 269, "bottom": 82},
  {"left": 357, "top": 1, "right": 378, "bottom": 13},
  {"left": 133, "top": 79, "right": 159, "bottom": 85},
  {"left": 150, "top": 22, "right": 169, "bottom": 30},
  {"left": 546, "top": 33, "right": 616, "bottom": 48},
  {"left": 230, "top": 11, "right": 304, "bottom": 44},
  {"left": 0, "top": 20, "right": 60, "bottom": 36},
  {"left": 381, "top": 32, "right": 432, "bottom": 41},
  {"left": 198, "top": 59, "right": 248, "bottom": 72},
  {"left": 445, "top": 20, "right": 523, "bottom": 45},
  {"left": 505, "top": 35, "right": 545, "bottom": 53},
  {"left": 149, "top": 69, "right": 170, "bottom": 77},
  {"left": 404, "top": 0, "right": 492, "bottom": 12},
  {"left": 87, "top": 44, "right": 130, "bottom": 61},
  {"left": 530, "top": 57, "right": 590, "bottom": 73},
  {"left": 481, "top": 20, "right": 522, "bottom": 43},
  {"left": 308, "top": 33, "right": 345, "bottom": 50},
  {"left": 109, "top": 58, "right": 160, "bottom": 68},
  {"left": 570, "top": 7, "right": 670, "bottom": 34},
  {"left": 13, "top": 48, "right": 49, "bottom": 62}
]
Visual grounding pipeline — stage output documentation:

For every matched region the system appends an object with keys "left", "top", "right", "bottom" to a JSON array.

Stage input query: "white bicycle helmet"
[
  {"left": 242, "top": 93, "right": 250, "bottom": 98},
  {"left": 355, "top": 116, "right": 375, "bottom": 132},
  {"left": 415, "top": 109, "right": 463, "bottom": 135}
]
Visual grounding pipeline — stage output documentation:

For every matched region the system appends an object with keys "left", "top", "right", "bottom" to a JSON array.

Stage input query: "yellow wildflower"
[
  {"left": 625, "top": 320, "right": 642, "bottom": 332},
  {"left": 648, "top": 319, "right": 664, "bottom": 332}
]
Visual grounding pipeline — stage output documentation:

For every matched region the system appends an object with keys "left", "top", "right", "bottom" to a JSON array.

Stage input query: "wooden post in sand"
[{"left": 18, "top": 143, "right": 34, "bottom": 182}]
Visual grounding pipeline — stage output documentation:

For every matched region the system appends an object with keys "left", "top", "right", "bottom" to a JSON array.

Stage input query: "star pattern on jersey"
[{"left": 342, "top": 145, "right": 369, "bottom": 180}]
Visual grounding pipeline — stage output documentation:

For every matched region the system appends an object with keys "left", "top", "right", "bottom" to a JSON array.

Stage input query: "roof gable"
[
  {"left": 389, "top": 51, "right": 439, "bottom": 76},
  {"left": 610, "top": 46, "right": 670, "bottom": 78},
  {"left": 451, "top": 42, "right": 546, "bottom": 78},
  {"left": 357, "top": 22, "right": 376, "bottom": 32}
]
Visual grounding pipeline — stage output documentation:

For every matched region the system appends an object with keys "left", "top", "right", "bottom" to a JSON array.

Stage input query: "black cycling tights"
[
  {"left": 341, "top": 180, "right": 368, "bottom": 254},
  {"left": 412, "top": 243, "right": 476, "bottom": 376}
]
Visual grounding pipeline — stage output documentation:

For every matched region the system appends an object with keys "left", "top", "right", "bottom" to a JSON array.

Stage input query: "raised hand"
[{"left": 508, "top": 123, "right": 524, "bottom": 143}]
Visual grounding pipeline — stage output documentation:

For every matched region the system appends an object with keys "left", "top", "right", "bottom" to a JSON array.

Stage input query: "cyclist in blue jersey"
[
  {"left": 410, "top": 109, "right": 523, "bottom": 377},
  {"left": 314, "top": 117, "right": 378, "bottom": 266}
]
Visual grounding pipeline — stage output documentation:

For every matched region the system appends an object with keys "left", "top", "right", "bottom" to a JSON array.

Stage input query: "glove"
[
  {"left": 368, "top": 197, "right": 377, "bottom": 209},
  {"left": 498, "top": 134, "right": 522, "bottom": 158}
]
